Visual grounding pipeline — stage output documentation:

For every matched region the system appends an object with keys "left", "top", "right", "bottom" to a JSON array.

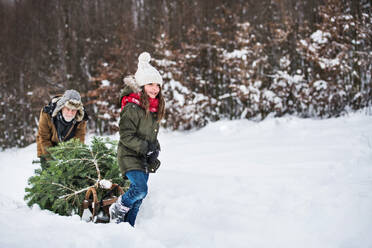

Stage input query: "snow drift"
[{"left": 0, "top": 111, "right": 372, "bottom": 248}]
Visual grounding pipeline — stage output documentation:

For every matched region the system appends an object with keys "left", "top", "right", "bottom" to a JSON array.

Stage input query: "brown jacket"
[{"left": 36, "top": 108, "right": 87, "bottom": 157}]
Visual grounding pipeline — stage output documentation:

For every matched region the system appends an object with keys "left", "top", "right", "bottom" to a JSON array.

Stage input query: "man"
[{"left": 36, "top": 89, "right": 88, "bottom": 168}]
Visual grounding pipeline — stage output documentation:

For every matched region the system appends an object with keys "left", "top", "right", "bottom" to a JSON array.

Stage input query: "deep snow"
[{"left": 0, "top": 111, "right": 372, "bottom": 248}]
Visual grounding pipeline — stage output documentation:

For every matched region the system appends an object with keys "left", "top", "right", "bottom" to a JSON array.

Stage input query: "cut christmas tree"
[{"left": 25, "top": 137, "right": 129, "bottom": 223}]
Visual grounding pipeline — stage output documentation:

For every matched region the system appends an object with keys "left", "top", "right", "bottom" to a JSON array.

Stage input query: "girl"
[{"left": 110, "top": 52, "right": 165, "bottom": 226}]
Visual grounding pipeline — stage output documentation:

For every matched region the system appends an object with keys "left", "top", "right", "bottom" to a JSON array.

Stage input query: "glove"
[
  {"left": 147, "top": 149, "right": 159, "bottom": 165},
  {"left": 146, "top": 142, "right": 159, "bottom": 165},
  {"left": 146, "top": 142, "right": 157, "bottom": 156}
]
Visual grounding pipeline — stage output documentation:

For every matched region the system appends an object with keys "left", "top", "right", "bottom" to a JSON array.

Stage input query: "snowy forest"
[{"left": 0, "top": 0, "right": 371, "bottom": 149}]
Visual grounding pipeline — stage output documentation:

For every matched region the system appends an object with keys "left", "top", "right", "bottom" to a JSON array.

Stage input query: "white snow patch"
[
  {"left": 1, "top": 112, "right": 372, "bottom": 248},
  {"left": 311, "top": 30, "right": 331, "bottom": 44},
  {"left": 313, "top": 80, "right": 328, "bottom": 90},
  {"left": 318, "top": 58, "right": 340, "bottom": 69},
  {"left": 224, "top": 49, "right": 250, "bottom": 60},
  {"left": 99, "top": 179, "right": 113, "bottom": 189},
  {"left": 101, "top": 80, "right": 110, "bottom": 87}
]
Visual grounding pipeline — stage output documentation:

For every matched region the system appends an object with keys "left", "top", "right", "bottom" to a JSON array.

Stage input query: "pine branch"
[
  {"left": 86, "top": 176, "right": 97, "bottom": 182},
  {"left": 55, "top": 158, "right": 95, "bottom": 167},
  {"left": 53, "top": 149, "right": 104, "bottom": 200},
  {"left": 51, "top": 182, "right": 75, "bottom": 193},
  {"left": 91, "top": 150, "right": 101, "bottom": 181},
  {"left": 56, "top": 184, "right": 93, "bottom": 200},
  {"left": 53, "top": 146, "right": 90, "bottom": 152},
  {"left": 97, "top": 153, "right": 116, "bottom": 160}
]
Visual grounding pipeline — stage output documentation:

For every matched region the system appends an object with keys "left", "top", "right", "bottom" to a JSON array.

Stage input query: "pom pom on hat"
[
  {"left": 138, "top": 52, "right": 151, "bottom": 63},
  {"left": 135, "top": 52, "right": 163, "bottom": 87}
]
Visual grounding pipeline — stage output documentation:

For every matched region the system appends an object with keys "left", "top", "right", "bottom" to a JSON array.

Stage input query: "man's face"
[{"left": 61, "top": 107, "right": 77, "bottom": 122}]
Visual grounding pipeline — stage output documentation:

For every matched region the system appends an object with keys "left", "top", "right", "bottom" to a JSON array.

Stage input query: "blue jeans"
[{"left": 121, "top": 170, "right": 149, "bottom": 226}]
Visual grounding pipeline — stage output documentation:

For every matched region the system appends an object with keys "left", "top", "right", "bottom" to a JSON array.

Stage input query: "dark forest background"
[{"left": 0, "top": 0, "right": 371, "bottom": 149}]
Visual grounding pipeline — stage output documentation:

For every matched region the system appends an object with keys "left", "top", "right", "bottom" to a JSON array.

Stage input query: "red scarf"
[{"left": 121, "top": 92, "right": 159, "bottom": 113}]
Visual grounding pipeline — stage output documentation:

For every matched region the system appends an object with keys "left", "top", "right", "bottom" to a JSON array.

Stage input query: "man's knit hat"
[
  {"left": 134, "top": 52, "right": 163, "bottom": 87},
  {"left": 52, "top": 89, "right": 84, "bottom": 122}
]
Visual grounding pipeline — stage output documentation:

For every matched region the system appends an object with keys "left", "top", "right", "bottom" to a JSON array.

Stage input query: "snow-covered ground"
[{"left": 1, "top": 111, "right": 372, "bottom": 248}]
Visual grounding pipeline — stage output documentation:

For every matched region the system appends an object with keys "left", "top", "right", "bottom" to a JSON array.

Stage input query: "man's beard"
[{"left": 62, "top": 114, "right": 74, "bottom": 122}]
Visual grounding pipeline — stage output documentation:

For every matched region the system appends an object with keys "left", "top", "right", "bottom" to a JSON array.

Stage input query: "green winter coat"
[{"left": 117, "top": 85, "right": 161, "bottom": 177}]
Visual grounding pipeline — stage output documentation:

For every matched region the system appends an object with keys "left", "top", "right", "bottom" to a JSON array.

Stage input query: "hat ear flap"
[
  {"left": 52, "top": 97, "right": 64, "bottom": 117},
  {"left": 75, "top": 107, "right": 84, "bottom": 122}
]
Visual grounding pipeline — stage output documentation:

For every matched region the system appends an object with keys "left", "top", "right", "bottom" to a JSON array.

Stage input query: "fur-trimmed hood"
[{"left": 119, "top": 75, "right": 142, "bottom": 104}]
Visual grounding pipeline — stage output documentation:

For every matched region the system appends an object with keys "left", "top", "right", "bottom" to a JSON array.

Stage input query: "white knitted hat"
[{"left": 134, "top": 52, "right": 163, "bottom": 87}]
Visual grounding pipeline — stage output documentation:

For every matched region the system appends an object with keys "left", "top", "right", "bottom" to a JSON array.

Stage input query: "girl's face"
[{"left": 144, "top": 83, "right": 160, "bottom": 99}]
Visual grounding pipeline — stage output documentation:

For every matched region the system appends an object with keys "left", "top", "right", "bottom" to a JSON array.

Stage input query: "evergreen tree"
[{"left": 24, "top": 137, "right": 128, "bottom": 217}]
